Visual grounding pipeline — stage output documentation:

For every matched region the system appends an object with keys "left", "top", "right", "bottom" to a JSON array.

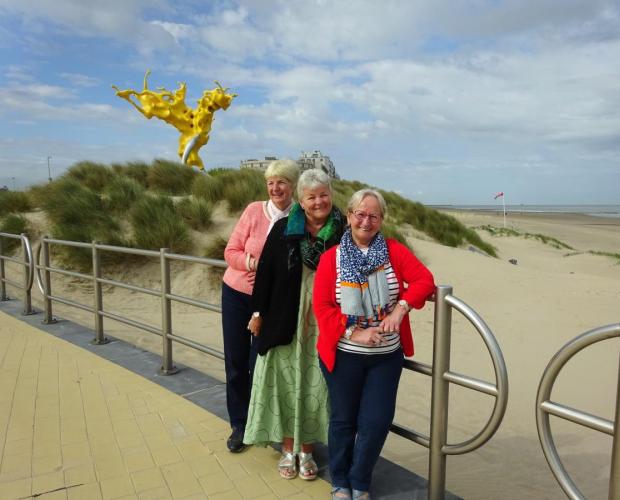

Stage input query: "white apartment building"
[{"left": 239, "top": 151, "right": 339, "bottom": 179}]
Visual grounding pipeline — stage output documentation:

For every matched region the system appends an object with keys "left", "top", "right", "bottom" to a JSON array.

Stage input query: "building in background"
[{"left": 240, "top": 150, "right": 339, "bottom": 179}]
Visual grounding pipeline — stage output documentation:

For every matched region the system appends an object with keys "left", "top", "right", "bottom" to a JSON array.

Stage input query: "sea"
[{"left": 429, "top": 204, "right": 620, "bottom": 218}]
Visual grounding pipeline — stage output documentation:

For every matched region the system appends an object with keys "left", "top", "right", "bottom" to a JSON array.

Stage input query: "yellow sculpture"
[{"left": 112, "top": 70, "right": 236, "bottom": 170}]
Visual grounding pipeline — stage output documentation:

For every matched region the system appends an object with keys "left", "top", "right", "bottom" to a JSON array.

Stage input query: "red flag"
[{"left": 494, "top": 191, "right": 504, "bottom": 199}]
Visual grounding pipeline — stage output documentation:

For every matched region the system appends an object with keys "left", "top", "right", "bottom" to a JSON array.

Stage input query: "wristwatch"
[
  {"left": 397, "top": 299, "right": 410, "bottom": 312},
  {"left": 344, "top": 325, "right": 355, "bottom": 340},
  {"left": 252, "top": 312, "right": 260, "bottom": 319}
]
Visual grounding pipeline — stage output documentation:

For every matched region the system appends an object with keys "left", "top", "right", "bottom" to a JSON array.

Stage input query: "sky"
[{"left": 0, "top": 0, "right": 619, "bottom": 205}]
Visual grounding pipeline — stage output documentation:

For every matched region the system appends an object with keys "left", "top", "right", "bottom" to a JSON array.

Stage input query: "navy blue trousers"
[
  {"left": 221, "top": 282, "right": 258, "bottom": 430},
  {"left": 320, "top": 348, "right": 403, "bottom": 492}
]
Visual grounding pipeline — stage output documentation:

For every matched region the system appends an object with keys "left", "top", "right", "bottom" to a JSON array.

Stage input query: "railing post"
[
  {"left": 20, "top": 233, "right": 33, "bottom": 315},
  {"left": 160, "top": 248, "right": 178, "bottom": 375},
  {"left": 428, "top": 285, "right": 453, "bottom": 500},
  {"left": 0, "top": 236, "right": 6, "bottom": 301},
  {"left": 91, "top": 241, "right": 108, "bottom": 344},
  {"left": 610, "top": 355, "right": 620, "bottom": 500},
  {"left": 41, "top": 237, "right": 56, "bottom": 324}
]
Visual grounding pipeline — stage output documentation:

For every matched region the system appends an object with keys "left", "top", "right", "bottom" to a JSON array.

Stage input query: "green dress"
[{"left": 244, "top": 265, "right": 329, "bottom": 453}]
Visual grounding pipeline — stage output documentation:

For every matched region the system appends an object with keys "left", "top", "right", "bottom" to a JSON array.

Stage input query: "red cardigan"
[{"left": 313, "top": 239, "right": 435, "bottom": 372}]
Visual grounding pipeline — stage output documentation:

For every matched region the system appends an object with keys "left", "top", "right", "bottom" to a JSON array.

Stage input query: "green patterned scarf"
[{"left": 285, "top": 202, "right": 344, "bottom": 270}]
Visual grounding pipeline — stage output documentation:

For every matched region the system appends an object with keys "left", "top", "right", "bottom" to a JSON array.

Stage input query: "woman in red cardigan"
[{"left": 313, "top": 189, "right": 435, "bottom": 500}]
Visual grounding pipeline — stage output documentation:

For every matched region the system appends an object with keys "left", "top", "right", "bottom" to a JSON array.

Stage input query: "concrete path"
[{"left": 0, "top": 311, "right": 332, "bottom": 499}]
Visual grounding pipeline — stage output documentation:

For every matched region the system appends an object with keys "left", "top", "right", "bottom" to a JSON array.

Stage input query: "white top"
[{"left": 335, "top": 246, "right": 401, "bottom": 355}]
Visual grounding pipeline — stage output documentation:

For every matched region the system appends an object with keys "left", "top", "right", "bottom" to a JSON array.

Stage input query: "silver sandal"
[
  {"left": 278, "top": 450, "right": 297, "bottom": 479},
  {"left": 298, "top": 451, "right": 318, "bottom": 480}
]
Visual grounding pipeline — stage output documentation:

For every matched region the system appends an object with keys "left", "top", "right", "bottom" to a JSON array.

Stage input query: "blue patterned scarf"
[{"left": 339, "top": 227, "right": 390, "bottom": 325}]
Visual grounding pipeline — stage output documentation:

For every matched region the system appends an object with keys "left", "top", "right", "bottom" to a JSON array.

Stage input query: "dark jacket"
[{"left": 251, "top": 217, "right": 303, "bottom": 355}]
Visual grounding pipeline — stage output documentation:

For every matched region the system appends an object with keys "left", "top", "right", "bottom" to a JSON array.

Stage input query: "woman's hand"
[
  {"left": 247, "top": 271, "right": 256, "bottom": 286},
  {"left": 247, "top": 316, "right": 262, "bottom": 336},
  {"left": 351, "top": 326, "right": 386, "bottom": 346},
  {"left": 379, "top": 306, "right": 407, "bottom": 334}
]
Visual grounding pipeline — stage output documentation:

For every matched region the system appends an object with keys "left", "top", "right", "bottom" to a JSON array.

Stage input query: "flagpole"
[{"left": 503, "top": 195, "right": 506, "bottom": 228}]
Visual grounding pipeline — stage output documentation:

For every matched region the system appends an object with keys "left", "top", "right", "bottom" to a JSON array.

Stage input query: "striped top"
[{"left": 335, "top": 246, "right": 401, "bottom": 355}]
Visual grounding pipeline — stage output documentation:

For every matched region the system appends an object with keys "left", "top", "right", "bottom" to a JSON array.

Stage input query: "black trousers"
[{"left": 221, "top": 282, "right": 258, "bottom": 429}]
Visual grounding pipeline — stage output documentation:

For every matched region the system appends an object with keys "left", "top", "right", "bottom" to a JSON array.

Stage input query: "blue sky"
[{"left": 1, "top": 0, "right": 619, "bottom": 204}]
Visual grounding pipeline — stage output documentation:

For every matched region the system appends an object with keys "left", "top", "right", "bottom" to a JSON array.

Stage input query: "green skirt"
[{"left": 244, "top": 265, "right": 329, "bottom": 453}]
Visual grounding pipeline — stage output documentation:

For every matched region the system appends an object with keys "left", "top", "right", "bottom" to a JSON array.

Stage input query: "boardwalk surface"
[{"left": 0, "top": 300, "right": 461, "bottom": 500}]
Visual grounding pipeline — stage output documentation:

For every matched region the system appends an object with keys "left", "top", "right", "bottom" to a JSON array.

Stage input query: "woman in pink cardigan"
[
  {"left": 313, "top": 189, "right": 435, "bottom": 500},
  {"left": 221, "top": 159, "right": 300, "bottom": 453}
]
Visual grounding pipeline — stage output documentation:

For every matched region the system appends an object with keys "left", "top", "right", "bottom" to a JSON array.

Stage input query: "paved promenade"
[{"left": 0, "top": 311, "right": 332, "bottom": 499}]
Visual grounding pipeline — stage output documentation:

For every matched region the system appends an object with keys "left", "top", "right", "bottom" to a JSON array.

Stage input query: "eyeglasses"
[{"left": 351, "top": 210, "right": 381, "bottom": 223}]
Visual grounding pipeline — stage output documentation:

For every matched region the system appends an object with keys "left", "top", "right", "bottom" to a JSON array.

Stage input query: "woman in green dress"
[{"left": 245, "top": 169, "right": 344, "bottom": 480}]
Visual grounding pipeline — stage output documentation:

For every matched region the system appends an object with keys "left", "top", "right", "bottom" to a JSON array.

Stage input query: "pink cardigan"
[
  {"left": 223, "top": 201, "right": 271, "bottom": 295},
  {"left": 313, "top": 239, "right": 435, "bottom": 372}
]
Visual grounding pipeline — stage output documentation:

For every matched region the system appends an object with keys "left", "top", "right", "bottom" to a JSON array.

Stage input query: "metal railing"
[
  {"left": 391, "top": 285, "right": 509, "bottom": 499},
  {"left": 536, "top": 323, "right": 620, "bottom": 500},
  {"left": 1, "top": 233, "right": 509, "bottom": 499},
  {"left": 0, "top": 231, "right": 34, "bottom": 315}
]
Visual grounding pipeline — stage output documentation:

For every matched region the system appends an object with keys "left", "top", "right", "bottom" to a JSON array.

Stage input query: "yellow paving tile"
[
  {"left": 160, "top": 462, "right": 203, "bottom": 498},
  {"left": 136, "top": 486, "right": 173, "bottom": 499},
  {"left": 208, "top": 489, "right": 244, "bottom": 500},
  {"left": 0, "top": 312, "right": 335, "bottom": 500},
  {"left": 31, "top": 453, "right": 63, "bottom": 476},
  {"left": 35, "top": 489, "right": 67, "bottom": 499},
  {"left": 124, "top": 449, "right": 156, "bottom": 473},
  {"left": 187, "top": 455, "right": 222, "bottom": 478},
  {"left": 0, "top": 477, "right": 31, "bottom": 500},
  {"left": 151, "top": 445, "right": 183, "bottom": 467},
  {"left": 67, "top": 483, "right": 103, "bottom": 500},
  {"left": 64, "top": 462, "right": 98, "bottom": 485},
  {"left": 100, "top": 474, "right": 136, "bottom": 500},
  {"left": 198, "top": 470, "right": 235, "bottom": 496},
  {"left": 32, "top": 470, "right": 65, "bottom": 496},
  {"left": 0, "top": 452, "right": 31, "bottom": 481},
  {"left": 130, "top": 467, "right": 167, "bottom": 493},
  {"left": 234, "top": 473, "right": 272, "bottom": 498}
]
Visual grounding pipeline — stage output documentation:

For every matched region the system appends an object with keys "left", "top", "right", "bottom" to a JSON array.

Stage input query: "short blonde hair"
[
  {"left": 297, "top": 169, "right": 331, "bottom": 198},
  {"left": 264, "top": 159, "right": 300, "bottom": 187},
  {"left": 347, "top": 189, "right": 387, "bottom": 218}
]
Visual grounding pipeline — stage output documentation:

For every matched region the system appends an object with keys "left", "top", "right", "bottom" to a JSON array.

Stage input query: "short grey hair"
[
  {"left": 297, "top": 168, "right": 332, "bottom": 198},
  {"left": 264, "top": 159, "right": 300, "bottom": 187},
  {"left": 347, "top": 189, "right": 387, "bottom": 218}
]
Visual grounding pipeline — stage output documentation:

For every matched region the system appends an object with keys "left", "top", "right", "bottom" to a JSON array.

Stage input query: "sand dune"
[{"left": 3, "top": 209, "right": 618, "bottom": 499}]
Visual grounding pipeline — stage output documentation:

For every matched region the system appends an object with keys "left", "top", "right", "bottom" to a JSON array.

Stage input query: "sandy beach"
[{"left": 3, "top": 209, "right": 619, "bottom": 499}]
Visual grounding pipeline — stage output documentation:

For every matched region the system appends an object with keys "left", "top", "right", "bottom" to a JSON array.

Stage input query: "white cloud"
[{"left": 60, "top": 72, "right": 101, "bottom": 87}]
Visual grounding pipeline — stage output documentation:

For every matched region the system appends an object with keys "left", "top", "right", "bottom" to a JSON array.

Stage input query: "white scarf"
[{"left": 265, "top": 199, "right": 293, "bottom": 234}]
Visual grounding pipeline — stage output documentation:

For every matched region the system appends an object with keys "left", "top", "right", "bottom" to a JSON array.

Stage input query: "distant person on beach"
[
  {"left": 244, "top": 169, "right": 345, "bottom": 480},
  {"left": 313, "top": 189, "right": 435, "bottom": 500},
  {"left": 221, "top": 159, "right": 300, "bottom": 453}
]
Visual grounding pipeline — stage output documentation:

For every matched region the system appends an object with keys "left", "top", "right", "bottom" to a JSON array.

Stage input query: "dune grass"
[
  {"left": 203, "top": 235, "right": 228, "bottom": 285},
  {"left": 104, "top": 175, "right": 145, "bottom": 213},
  {"left": 0, "top": 190, "right": 32, "bottom": 214},
  {"left": 66, "top": 161, "right": 116, "bottom": 192},
  {"left": 34, "top": 178, "right": 123, "bottom": 269},
  {"left": 111, "top": 161, "right": 150, "bottom": 187},
  {"left": 130, "top": 195, "right": 191, "bottom": 253},
  {"left": 588, "top": 250, "right": 620, "bottom": 263},
  {"left": 0, "top": 214, "right": 30, "bottom": 254},
  {"left": 176, "top": 197, "right": 213, "bottom": 230},
  {"left": 477, "top": 225, "right": 574, "bottom": 250},
  {"left": 146, "top": 159, "right": 197, "bottom": 195},
  {"left": 193, "top": 168, "right": 267, "bottom": 214},
  {"left": 4, "top": 160, "right": 497, "bottom": 263}
]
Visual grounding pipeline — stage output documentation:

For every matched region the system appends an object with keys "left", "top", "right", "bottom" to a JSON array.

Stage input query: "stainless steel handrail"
[
  {"left": 536, "top": 323, "right": 620, "bottom": 500},
  {"left": 0, "top": 231, "right": 34, "bottom": 314},
  {"left": 3, "top": 233, "right": 510, "bottom": 500},
  {"left": 442, "top": 294, "right": 508, "bottom": 455}
]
